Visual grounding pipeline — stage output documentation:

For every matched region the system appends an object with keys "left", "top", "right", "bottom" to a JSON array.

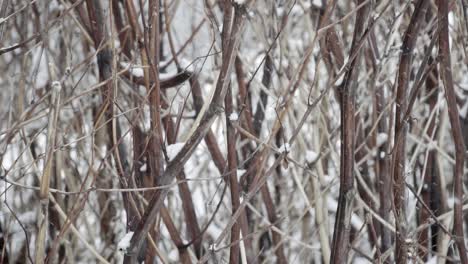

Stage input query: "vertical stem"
[
  {"left": 147, "top": 0, "right": 164, "bottom": 183},
  {"left": 330, "top": 1, "right": 368, "bottom": 263},
  {"left": 437, "top": 0, "right": 468, "bottom": 262},
  {"left": 375, "top": 79, "right": 392, "bottom": 258},
  {"left": 225, "top": 85, "right": 241, "bottom": 264},
  {"left": 35, "top": 82, "right": 61, "bottom": 263},
  {"left": 418, "top": 58, "right": 439, "bottom": 261},
  {"left": 125, "top": 5, "right": 247, "bottom": 261},
  {"left": 392, "top": 1, "right": 428, "bottom": 261}
]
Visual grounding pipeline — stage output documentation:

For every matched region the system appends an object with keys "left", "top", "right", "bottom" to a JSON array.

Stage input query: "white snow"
[
  {"left": 427, "top": 140, "right": 437, "bottom": 151},
  {"left": 376, "top": 133, "right": 388, "bottom": 147},
  {"left": 265, "top": 104, "right": 277, "bottom": 121},
  {"left": 237, "top": 169, "right": 246, "bottom": 182},
  {"left": 19, "top": 211, "right": 37, "bottom": 224},
  {"left": 209, "top": 243, "right": 218, "bottom": 251},
  {"left": 305, "top": 150, "right": 318, "bottom": 163},
  {"left": 130, "top": 68, "right": 144, "bottom": 78},
  {"left": 2, "top": 1, "right": 461, "bottom": 262},
  {"left": 228, "top": 112, "right": 239, "bottom": 121},
  {"left": 117, "top": 232, "right": 134, "bottom": 252},
  {"left": 426, "top": 256, "right": 437, "bottom": 264},
  {"left": 460, "top": 100, "right": 468, "bottom": 118},
  {"left": 404, "top": 238, "right": 413, "bottom": 244},
  {"left": 51, "top": 81, "right": 62, "bottom": 92},
  {"left": 180, "top": 58, "right": 195, "bottom": 73},
  {"left": 379, "top": 151, "right": 386, "bottom": 159},
  {"left": 311, "top": 0, "right": 323, "bottom": 7},
  {"left": 121, "top": 62, "right": 144, "bottom": 78},
  {"left": 167, "top": 143, "right": 185, "bottom": 160},
  {"left": 237, "top": 169, "right": 246, "bottom": 176},
  {"left": 168, "top": 249, "right": 178, "bottom": 260},
  {"left": 276, "top": 7, "right": 285, "bottom": 17},
  {"left": 278, "top": 143, "right": 291, "bottom": 153},
  {"left": 447, "top": 197, "right": 461, "bottom": 208},
  {"left": 323, "top": 174, "right": 334, "bottom": 185},
  {"left": 327, "top": 197, "right": 364, "bottom": 230},
  {"left": 159, "top": 70, "right": 179, "bottom": 80},
  {"left": 290, "top": 4, "right": 306, "bottom": 16}
]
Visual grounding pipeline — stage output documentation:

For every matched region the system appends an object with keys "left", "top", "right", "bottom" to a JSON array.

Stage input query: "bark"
[
  {"left": 330, "top": 1, "right": 368, "bottom": 263},
  {"left": 392, "top": 1, "right": 429, "bottom": 261},
  {"left": 125, "top": 5, "right": 247, "bottom": 261},
  {"left": 437, "top": 0, "right": 468, "bottom": 262},
  {"left": 225, "top": 84, "right": 242, "bottom": 264}
]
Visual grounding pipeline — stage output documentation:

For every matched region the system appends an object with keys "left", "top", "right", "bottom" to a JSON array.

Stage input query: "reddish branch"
[
  {"left": 125, "top": 5, "right": 247, "bottom": 261},
  {"left": 189, "top": 67, "right": 253, "bottom": 259},
  {"left": 330, "top": 1, "right": 368, "bottom": 263},
  {"left": 366, "top": 25, "right": 393, "bottom": 258},
  {"left": 252, "top": 54, "right": 272, "bottom": 136},
  {"left": 236, "top": 34, "right": 288, "bottom": 262},
  {"left": 118, "top": 7, "right": 195, "bottom": 237},
  {"left": 190, "top": 76, "right": 227, "bottom": 172},
  {"left": 160, "top": 207, "right": 192, "bottom": 263},
  {"left": 391, "top": 0, "right": 429, "bottom": 261},
  {"left": 146, "top": 0, "right": 164, "bottom": 189},
  {"left": 437, "top": 0, "right": 468, "bottom": 262},
  {"left": 121, "top": 68, "right": 193, "bottom": 89},
  {"left": 85, "top": 0, "right": 123, "bottom": 256},
  {"left": 225, "top": 84, "right": 242, "bottom": 264},
  {"left": 418, "top": 58, "right": 439, "bottom": 260},
  {"left": 161, "top": 94, "right": 203, "bottom": 257},
  {"left": 235, "top": 57, "right": 255, "bottom": 134}
]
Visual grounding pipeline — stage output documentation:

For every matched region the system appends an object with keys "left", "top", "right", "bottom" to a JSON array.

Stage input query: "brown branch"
[
  {"left": 190, "top": 75, "right": 227, "bottom": 172},
  {"left": 35, "top": 83, "right": 61, "bottom": 263},
  {"left": 111, "top": 0, "right": 132, "bottom": 59},
  {"left": 252, "top": 54, "right": 273, "bottom": 136},
  {"left": 437, "top": 0, "right": 468, "bottom": 262},
  {"left": 121, "top": 67, "right": 193, "bottom": 89},
  {"left": 418, "top": 19, "right": 439, "bottom": 259},
  {"left": 225, "top": 84, "right": 242, "bottom": 264},
  {"left": 124, "top": 5, "right": 247, "bottom": 261},
  {"left": 161, "top": 101, "right": 203, "bottom": 258},
  {"left": 235, "top": 57, "right": 254, "bottom": 134},
  {"left": 418, "top": 92, "right": 439, "bottom": 260},
  {"left": 259, "top": 182, "right": 288, "bottom": 263},
  {"left": 146, "top": 0, "right": 164, "bottom": 186},
  {"left": 160, "top": 207, "right": 192, "bottom": 264},
  {"left": 330, "top": 1, "right": 368, "bottom": 263},
  {"left": 191, "top": 63, "right": 254, "bottom": 260},
  {"left": 391, "top": 0, "right": 429, "bottom": 262}
]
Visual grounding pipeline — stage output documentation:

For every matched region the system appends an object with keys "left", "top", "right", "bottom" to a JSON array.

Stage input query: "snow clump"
[{"left": 117, "top": 232, "right": 134, "bottom": 252}]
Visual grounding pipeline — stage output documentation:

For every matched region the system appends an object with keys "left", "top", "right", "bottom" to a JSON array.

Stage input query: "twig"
[
  {"left": 34, "top": 81, "right": 61, "bottom": 263},
  {"left": 437, "top": 0, "right": 468, "bottom": 261}
]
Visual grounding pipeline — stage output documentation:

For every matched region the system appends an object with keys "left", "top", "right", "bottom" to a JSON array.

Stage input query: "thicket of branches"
[{"left": 1, "top": 0, "right": 468, "bottom": 263}]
